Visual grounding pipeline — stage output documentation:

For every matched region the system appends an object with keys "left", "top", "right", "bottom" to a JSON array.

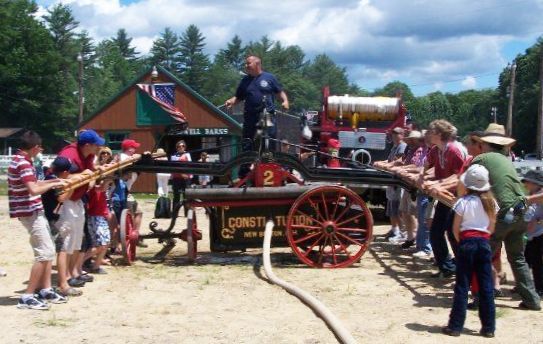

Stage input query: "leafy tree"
[
  {"left": 95, "top": 40, "right": 134, "bottom": 87},
  {"left": 446, "top": 89, "right": 498, "bottom": 136},
  {"left": 373, "top": 81, "right": 415, "bottom": 105},
  {"left": 178, "top": 24, "right": 210, "bottom": 92},
  {"left": 496, "top": 38, "right": 543, "bottom": 153},
  {"left": 150, "top": 27, "right": 182, "bottom": 71},
  {"left": 201, "top": 54, "right": 241, "bottom": 106},
  {"left": 410, "top": 91, "right": 453, "bottom": 127},
  {"left": 0, "top": 0, "right": 67, "bottom": 148},
  {"left": 303, "top": 54, "right": 355, "bottom": 96}
]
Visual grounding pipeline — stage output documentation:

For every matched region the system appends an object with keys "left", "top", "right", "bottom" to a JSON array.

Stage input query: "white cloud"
[
  {"left": 35, "top": 0, "right": 543, "bottom": 94},
  {"left": 461, "top": 76, "right": 477, "bottom": 89}
]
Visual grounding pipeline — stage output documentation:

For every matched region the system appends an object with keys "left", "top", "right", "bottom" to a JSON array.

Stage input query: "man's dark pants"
[
  {"left": 525, "top": 234, "right": 543, "bottom": 293},
  {"left": 430, "top": 202, "right": 457, "bottom": 273},
  {"left": 239, "top": 112, "right": 277, "bottom": 178},
  {"left": 491, "top": 217, "right": 541, "bottom": 308}
]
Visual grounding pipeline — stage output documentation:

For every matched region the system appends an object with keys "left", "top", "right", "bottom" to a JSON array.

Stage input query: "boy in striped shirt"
[{"left": 8, "top": 130, "right": 67, "bottom": 310}]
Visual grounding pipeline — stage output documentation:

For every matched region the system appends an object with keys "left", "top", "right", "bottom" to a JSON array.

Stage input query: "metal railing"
[{"left": 0, "top": 154, "right": 57, "bottom": 171}]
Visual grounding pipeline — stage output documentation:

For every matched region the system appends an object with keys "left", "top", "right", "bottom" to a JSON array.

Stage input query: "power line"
[{"left": 407, "top": 72, "right": 500, "bottom": 88}]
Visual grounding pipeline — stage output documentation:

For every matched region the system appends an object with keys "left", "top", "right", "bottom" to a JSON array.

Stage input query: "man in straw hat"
[{"left": 471, "top": 124, "right": 541, "bottom": 310}]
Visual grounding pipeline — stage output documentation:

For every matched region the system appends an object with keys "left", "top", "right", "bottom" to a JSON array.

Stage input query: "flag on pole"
[{"left": 137, "top": 83, "right": 187, "bottom": 123}]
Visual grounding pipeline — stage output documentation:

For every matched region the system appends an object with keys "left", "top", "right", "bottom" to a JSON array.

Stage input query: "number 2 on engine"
[{"left": 263, "top": 170, "right": 274, "bottom": 186}]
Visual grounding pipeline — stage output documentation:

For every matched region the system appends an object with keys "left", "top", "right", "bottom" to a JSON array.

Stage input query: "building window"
[
  {"left": 105, "top": 132, "right": 129, "bottom": 152},
  {"left": 201, "top": 136, "right": 218, "bottom": 151}
]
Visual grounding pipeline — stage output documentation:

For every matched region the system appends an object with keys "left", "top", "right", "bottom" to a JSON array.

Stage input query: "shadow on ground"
[{"left": 369, "top": 234, "right": 455, "bottom": 309}]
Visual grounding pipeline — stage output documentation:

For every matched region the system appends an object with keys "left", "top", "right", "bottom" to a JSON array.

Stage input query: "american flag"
[{"left": 137, "top": 83, "right": 187, "bottom": 123}]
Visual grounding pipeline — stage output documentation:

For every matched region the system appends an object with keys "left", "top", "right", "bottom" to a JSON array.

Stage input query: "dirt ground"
[{"left": 1, "top": 195, "right": 542, "bottom": 344}]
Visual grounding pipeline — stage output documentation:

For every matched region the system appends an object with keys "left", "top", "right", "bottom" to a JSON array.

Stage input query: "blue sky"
[{"left": 36, "top": 0, "right": 543, "bottom": 96}]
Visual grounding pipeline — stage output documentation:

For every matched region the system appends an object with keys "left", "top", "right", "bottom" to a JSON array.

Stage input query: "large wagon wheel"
[
  {"left": 119, "top": 209, "right": 139, "bottom": 265},
  {"left": 286, "top": 185, "right": 373, "bottom": 268}
]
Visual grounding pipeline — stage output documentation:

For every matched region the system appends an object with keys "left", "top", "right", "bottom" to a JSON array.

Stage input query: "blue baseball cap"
[
  {"left": 51, "top": 156, "right": 78, "bottom": 174},
  {"left": 78, "top": 129, "right": 105, "bottom": 146}
]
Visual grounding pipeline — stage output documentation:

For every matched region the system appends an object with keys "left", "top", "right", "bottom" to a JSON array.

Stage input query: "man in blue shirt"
[{"left": 225, "top": 55, "right": 289, "bottom": 154}]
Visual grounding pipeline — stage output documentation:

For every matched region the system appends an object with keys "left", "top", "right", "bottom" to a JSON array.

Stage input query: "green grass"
[
  {"left": 33, "top": 312, "right": 74, "bottom": 327},
  {"left": 133, "top": 193, "right": 160, "bottom": 200}
]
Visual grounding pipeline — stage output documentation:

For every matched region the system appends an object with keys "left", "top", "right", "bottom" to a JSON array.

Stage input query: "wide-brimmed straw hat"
[
  {"left": 473, "top": 123, "right": 516, "bottom": 147},
  {"left": 484, "top": 123, "right": 506, "bottom": 135}
]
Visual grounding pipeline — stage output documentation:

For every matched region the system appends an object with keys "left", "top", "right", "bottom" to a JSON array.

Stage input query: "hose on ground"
[{"left": 262, "top": 220, "right": 357, "bottom": 344}]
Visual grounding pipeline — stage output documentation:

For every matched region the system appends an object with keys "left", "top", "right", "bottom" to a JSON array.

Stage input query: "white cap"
[{"left": 460, "top": 164, "right": 491, "bottom": 191}]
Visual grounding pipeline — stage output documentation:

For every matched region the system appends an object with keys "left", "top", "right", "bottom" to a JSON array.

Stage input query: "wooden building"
[{"left": 78, "top": 66, "right": 242, "bottom": 193}]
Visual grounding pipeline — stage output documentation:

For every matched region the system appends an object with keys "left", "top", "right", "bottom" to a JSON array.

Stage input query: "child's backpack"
[{"left": 154, "top": 196, "right": 172, "bottom": 219}]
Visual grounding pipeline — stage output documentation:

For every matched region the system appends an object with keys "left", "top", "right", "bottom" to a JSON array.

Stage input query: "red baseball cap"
[{"left": 121, "top": 139, "right": 140, "bottom": 151}]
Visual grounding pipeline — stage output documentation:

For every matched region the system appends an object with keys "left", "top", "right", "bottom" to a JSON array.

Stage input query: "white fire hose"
[{"left": 262, "top": 220, "right": 357, "bottom": 344}]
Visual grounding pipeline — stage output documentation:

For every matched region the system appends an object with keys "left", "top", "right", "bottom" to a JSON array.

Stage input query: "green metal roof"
[{"left": 78, "top": 65, "right": 242, "bottom": 133}]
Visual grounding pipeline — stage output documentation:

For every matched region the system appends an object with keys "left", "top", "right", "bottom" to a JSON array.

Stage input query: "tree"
[
  {"left": 303, "top": 54, "right": 354, "bottom": 95},
  {"left": 216, "top": 35, "right": 246, "bottom": 71},
  {"left": 245, "top": 36, "right": 274, "bottom": 63},
  {"left": 410, "top": 91, "right": 453, "bottom": 127},
  {"left": 446, "top": 89, "right": 498, "bottom": 136},
  {"left": 0, "top": 0, "right": 67, "bottom": 148},
  {"left": 496, "top": 38, "right": 543, "bottom": 153},
  {"left": 373, "top": 81, "right": 416, "bottom": 105},
  {"left": 43, "top": 3, "right": 79, "bottom": 60},
  {"left": 112, "top": 28, "right": 139, "bottom": 61},
  {"left": 200, "top": 54, "right": 241, "bottom": 106},
  {"left": 150, "top": 27, "right": 182, "bottom": 71},
  {"left": 178, "top": 24, "right": 210, "bottom": 92}
]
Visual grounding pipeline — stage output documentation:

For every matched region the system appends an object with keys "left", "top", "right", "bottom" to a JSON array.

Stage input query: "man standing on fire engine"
[{"left": 225, "top": 55, "right": 289, "bottom": 164}]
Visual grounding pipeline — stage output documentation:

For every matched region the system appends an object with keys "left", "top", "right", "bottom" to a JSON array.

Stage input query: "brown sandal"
[{"left": 59, "top": 287, "right": 83, "bottom": 297}]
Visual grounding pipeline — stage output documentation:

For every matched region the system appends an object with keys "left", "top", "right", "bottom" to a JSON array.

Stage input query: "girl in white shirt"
[{"left": 443, "top": 164, "right": 497, "bottom": 338}]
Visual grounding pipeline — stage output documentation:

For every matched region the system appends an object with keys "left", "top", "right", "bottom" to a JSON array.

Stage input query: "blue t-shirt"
[
  {"left": 235, "top": 71, "right": 282, "bottom": 114},
  {"left": 111, "top": 178, "right": 128, "bottom": 209}
]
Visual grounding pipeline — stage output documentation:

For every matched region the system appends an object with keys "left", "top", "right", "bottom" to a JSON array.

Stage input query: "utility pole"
[
  {"left": 538, "top": 48, "right": 543, "bottom": 159},
  {"left": 77, "top": 53, "right": 84, "bottom": 124},
  {"left": 491, "top": 106, "right": 497, "bottom": 123},
  {"left": 506, "top": 62, "right": 516, "bottom": 137}
]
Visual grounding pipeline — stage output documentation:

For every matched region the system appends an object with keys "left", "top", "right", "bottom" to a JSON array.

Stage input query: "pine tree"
[
  {"left": 217, "top": 35, "right": 246, "bottom": 71},
  {"left": 150, "top": 27, "right": 182, "bottom": 71},
  {"left": 178, "top": 24, "right": 210, "bottom": 92},
  {"left": 112, "top": 28, "right": 139, "bottom": 61}
]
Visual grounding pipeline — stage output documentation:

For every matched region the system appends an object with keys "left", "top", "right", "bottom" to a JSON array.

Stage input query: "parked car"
[{"left": 524, "top": 153, "right": 539, "bottom": 160}]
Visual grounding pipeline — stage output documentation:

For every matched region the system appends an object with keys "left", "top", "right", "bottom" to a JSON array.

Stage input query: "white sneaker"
[
  {"left": 17, "top": 296, "right": 49, "bottom": 310},
  {"left": 388, "top": 234, "right": 407, "bottom": 245},
  {"left": 0, "top": 267, "right": 6, "bottom": 277},
  {"left": 388, "top": 231, "right": 407, "bottom": 244},
  {"left": 413, "top": 250, "right": 433, "bottom": 260}
]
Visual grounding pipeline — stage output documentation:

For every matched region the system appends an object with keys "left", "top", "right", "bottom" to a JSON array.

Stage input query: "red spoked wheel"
[
  {"left": 119, "top": 209, "right": 139, "bottom": 265},
  {"left": 286, "top": 185, "right": 373, "bottom": 268}
]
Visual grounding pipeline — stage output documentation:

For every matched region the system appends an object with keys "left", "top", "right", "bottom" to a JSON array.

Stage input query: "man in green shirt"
[{"left": 473, "top": 133, "right": 541, "bottom": 310}]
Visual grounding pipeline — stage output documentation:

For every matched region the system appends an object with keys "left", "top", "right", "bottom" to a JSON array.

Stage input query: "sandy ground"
[{"left": 1, "top": 195, "right": 542, "bottom": 344}]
